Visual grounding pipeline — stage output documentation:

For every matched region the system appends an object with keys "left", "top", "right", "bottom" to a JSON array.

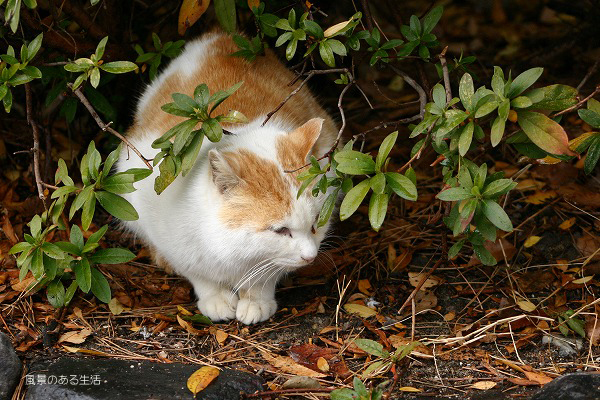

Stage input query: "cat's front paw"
[
  {"left": 197, "top": 291, "right": 238, "bottom": 322},
  {"left": 236, "top": 298, "right": 277, "bottom": 325}
]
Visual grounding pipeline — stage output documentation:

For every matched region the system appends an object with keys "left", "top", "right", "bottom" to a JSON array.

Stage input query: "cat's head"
[{"left": 208, "top": 118, "right": 332, "bottom": 269}]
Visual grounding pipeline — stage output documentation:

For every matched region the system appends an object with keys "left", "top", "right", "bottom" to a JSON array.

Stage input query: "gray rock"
[
  {"left": 530, "top": 372, "right": 600, "bottom": 400},
  {"left": 25, "top": 358, "right": 263, "bottom": 400},
  {"left": 0, "top": 332, "right": 22, "bottom": 400}
]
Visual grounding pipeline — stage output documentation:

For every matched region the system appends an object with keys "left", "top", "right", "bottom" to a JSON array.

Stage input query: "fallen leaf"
[
  {"left": 524, "top": 236, "right": 541, "bottom": 248},
  {"left": 517, "top": 300, "right": 537, "bottom": 312},
  {"left": 178, "top": 0, "right": 211, "bottom": 35},
  {"left": 444, "top": 311, "right": 456, "bottom": 321},
  {"left": 58, "top": 328, "right": 92, "bottom": 344},
  {"left": 576, "top": 235, "right": 600, "bottom": 259},
  {"left": 524, "top": 190, "right": 558, "bottom": 204},
  {"left": 572, "top": 276, "right": 594, "bottom": 285},
  {"left": 358, "top": 279, "right": 372, "bottom": 295},
  {"left": 214, "top": 329, "right": 228, "bottom": 345},
  {"left": 399, "top": 387, "right": 423, "bottom": 392},
  {"left": 177, "top": 305, "right": 193, "bottom": 316},
  {"left": 177, "top": 315, "right": 202, "bottom": 335},
  {"left": 187, "top": 366, "right": 220, "bottom": 395},
  {"left": 414, "top": 290, "right": 437, "bottom": 313},
  {"left": 62, "top": 346, "right": 108, "bottom": 356},
  {"left": 557, "top": 183, "right": 600, "bottom": 208},
  {"left": 585, "top": 314, "right": 600, "bottom": 346},
  {"left": 408, "top": 272, "right": 442, "bottom": 290},
  {"left": 262, "top": 351, "right": 326, "bottom": 378},
  {"left": 289, "top": 343, "right": 351, "bottom": 378},
  {"left": 344, "top": 303, "right": 377, "bottom": 318},
  {"left": 470, "top": 381, "right": 497, "bottom": 390},
  {"left": 109, "top": 297, "right": 125, "bottom": 315},
  {"left": 523, "top": 370, "right": 553, "bottom": 385},
  {"left": 559, "top": 217, "right": 576, "bottom": 230},
  {"left": 11, "top": 275, "right": 36, "bottom": 292},
  {"left": 316, "top": 357, "right": 329, "bottom": 372},
  {"left": 281, "top": 376, "right": 321, "bottom": 389}
]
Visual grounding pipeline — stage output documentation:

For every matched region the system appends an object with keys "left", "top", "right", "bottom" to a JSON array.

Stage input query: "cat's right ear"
[{"left": 208, "top": 150, "right": 239, "bottom": 195}]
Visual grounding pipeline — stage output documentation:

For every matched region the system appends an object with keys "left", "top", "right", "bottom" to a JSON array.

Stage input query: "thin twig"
[
  {"left": 243, "top": 388, "right": 334, "bottom": 398},
  {"left": 438, "top": 46, "right": 452, "bottom": 103},
  {"left": 68, "top": 83, "right": 153, "bottom": 170},
  {"left": 387, "top": 64, "right": 427, "bottom": 120},
  {"left": 25, "top": 83, "right": 46, "bottom": 202},
  {"left": 398, "top": 258, "right": 443, "bottom": 315},
  {"left": 576, "top": 60, "right": 599, "bottom": 92}
]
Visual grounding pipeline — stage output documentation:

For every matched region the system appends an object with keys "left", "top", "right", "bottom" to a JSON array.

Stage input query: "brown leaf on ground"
[
  {"left": 469, "top": 238, "right": 516, "bottom": 265},
  {"left": 388, "top": 335, "right": 432, "bottom": 356},
  {"left": 262, "top": 351, "right": 327, "bottom": 378},
  {"left": 408, "top": 272, "right": 443, "bottom": 290},
  {"left": 58, "top": 328, "right": 92, "bottom": 344},
  {"left": 177, "top": 315, "right": 202, "bottom": 335},
  {"left": 187, "top": 366, "right": 220, "bottom": 395},
  {"left": 523, "top": 370, "right": 553, "bottom": 385},
  {"left": 558, "top": 183, "right": 600, "bottom": 208},
  {"left": 524, "top": 190, "right": 558, "bottom": 204},
  {"left": 517, "top": 270, "right": 555, "bottom": 293},
  {"left": 585, "top": 313, "right": 600, "bottom": 346},
  {"left": 289, "top": 343, "right": 351, "bottom": 378},
  {"left": 575, "top": 235, "right": 600, "bottom": 259},
  {"left": 414, "top": 290, "right": 437, "bottom": 313}
]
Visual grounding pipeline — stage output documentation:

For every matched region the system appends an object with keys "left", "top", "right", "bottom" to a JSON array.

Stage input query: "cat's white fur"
[{"left": 117, "top": 34, "right": 335, "bottom": 324}]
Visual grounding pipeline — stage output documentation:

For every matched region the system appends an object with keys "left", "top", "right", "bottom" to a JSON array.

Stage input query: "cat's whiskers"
[{"left": 233, "top": 258, "right": 277, "bottom": 293}]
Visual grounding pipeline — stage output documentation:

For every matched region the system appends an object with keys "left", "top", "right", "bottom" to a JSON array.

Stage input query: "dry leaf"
[
  {"left": 576, "top": 236, "right": 600, "bottom": 259},
  {"left": 289, "top": 343, "right": 351, "bottom": 378},
  {"left": 524, "top": 190, "right": 558, "bottom": 204},
  {"left": 572, "top": 276, "right": 594, "bottom": 285},
  {"left": 178, "top": 0, "right": 211, "bottom": 36},
  {"left": 559, "top": 217, "right": 576, "bottom": 230},
  {"left": 414, "top": 290, "right": 437, "bottom": 313},
  {"left": 517, "top": 300, "right": 537, "bottom": 312},
  {"left": 109, "top": 297, "right": 125, "bottom": 315},
  {"left": 177, "top": 315, "right": 202, "bottom": 335},
  {"left": 399, "top": 387, "right": 423, "bottom": 392},
  {"left": 215, "top": 329, "right": 228, "bottom": 345},
  {"left": 62, "top": 346, "right": 108, "bottom": 356},
  {"left": 444, "top": 311, "right": 456, "bottom": 321},
  {"left": 585, "top": 314, "right": 600, "bottom": 346},
  {"left": 177, "top": 305, "right": 193, "bottom": 316},
  {"left": 408, "top": 272, "right": 442, "bottom": 290},
  {"left": 187, "top": 366, "right": 220, "bottom": 395},
  {"left": 523, "top": 370, "right": 553, "bottom": 385},
  {"left": 524, "top": 236, "right": 541, "bottom": 248},
  {"left": 262, "top": 351, "right": 326, "bottom": 378},
  {"left": 344, "top": 303, "right": 377, "bottom": 318},
  {"left": 357, "top": 279, "right": 373, "bottom": 295},
  {"left": 316, "top": 357, "right": 329, "bottom": 372},
  {"left": 470, "top": 381, "right": 497, "bottom": 390},
  {"left": 58, "top": 328, "right": 92, "bottom": 344},
  {"left": 324, "top": 19, "right": 352, "bottom": 37},
  {"left": 11, "top": 275, "right": 36, "bottom": 292}
]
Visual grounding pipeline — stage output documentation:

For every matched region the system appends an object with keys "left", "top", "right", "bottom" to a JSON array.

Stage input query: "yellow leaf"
[
  {"left": 517, "top": 300, "right": 537, "bottom": 312},
  {"left": 316, "top": 357, "right": 329, "bottom": 372},
  {"left": 470, "top": 381, "right": 497, "bottom": 390},
  {"left": 178, "top": 0, "right": 211, "bottom": 36},
  {"left": 215, "top": 329, "right": 228, "bottom": 345},
  {"left": 324, "top": 19, "right": 352, "bottom": 37},
  {"left": 569, "top": 132, "right": 599, "bottom": 151},
  {"left": 524, "top": 190, "right": 557, "bottom": 204},
  {"left": 399, "top": 387, "right": 423, "bottom": 392},
  {"left": 343, "top": 303, "right": 377, "bottom": 318},
  {"left": 177, "top": 315, "right": 202, "bottom": 335},
  {"left": 559, "top": 217, "right": 576, "bottom": 230},
  {"left": 358, "top": 279, "right": 372, "bottom": 295},
  {"left": 572, "top": 275, "right": 594, "bottom": 284},
  {"left": 187, "top": 366, "right": 220, "bottom": 395},
  {"left": 524, "top": 236, "right": 541, "bottom": 248},
  {"left": 261, "top": 351, "right": 326, "bottom": 378},
  {"left": 177, "top": 305, "right": 193, "bottom": 316},
  {"left": 109, "top": 297, "right": 125, "bottom": 315}
]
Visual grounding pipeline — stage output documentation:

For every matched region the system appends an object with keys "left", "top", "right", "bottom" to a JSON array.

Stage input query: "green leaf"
[
  {"left": 584, "top": 137, "right": 600, "bottom": 175},
  {"left": 90, "top": 267, "right": 111, "bottom": 303},
  {"left": 31, "top": 248, "right": 44, "bottom": 279},
  {"left": 86, "top": 225, "right": 108, "bottom": 247},
  {"left": 9, "top": 242, "right": 32, "bottom": 255},
  {"left": 482, "top": 179, "right": 516, "bottom": 198},
  {"left": 579, "top": 109, "right": 600, "bottom": 129},
  {"left": 490, "top": 115, "right": 506, "bottom": 147},
  {"left": 334, "top": 150, "right": 376, "bottom": 175},
  {"left": 432, "top": 84, "right": 446, "bottom": 109},
  {"left": 95, "top": 191, "right": 138, "bottom": 220},
  {"left": 375, "top": 131, "right": 397, "bottom": 172},
  {"left": 64, "top": 281, "right": 78, "bottom": 306},
  {"left": 318, "top": 41, "right": 335, "bottom": 67},
  {"left": 482, "top": 199, "right": 512, "bottom": 231},
  {"left": 327, "top": 39, "right": 347, "bottom": 56},
  {"left": 214, "top": 0, "right": 236, "bottom": 33},
  {"left": 422, "top": 5, "right": 443, "bottom": 33},
  {"left": 448, "top": 239, "right": 465, "bottom": 259},
  {"left": 317, "top": 189, "right": 338, "bottom": 228},
  {"left": 525, "top": 84, "right": 578, "bottom": 111},
  {"left": 89, "top": 67, "right": 100, "bottom": 88},
  {"left": 89, "top": 248, "right": 136, "bottom": 264},
  {"left": 47, "top": 280, "right": 65, "bottom": 307},
  {"left": 154, "top": 155, "right": 177, "bottom": 194},
  {"left": 70, "top": 224, "right": 84, "bottom": 250},
  {"left": 69, "top": 186, "right": 94, "bottom": 220},
  {"left": 458, "top": 121, "right": 474, "bottom": 156},
  {"left": 385, "top": 172, "right": 417, "bottom": 201},
  {"left": 354, "top": 338, "right": 388, "bottom": 357},
  {"left": 73, "top": 258, "right": 92, "bottom": 293},
  {"left": 330, "top": 388, "right": 357, "bottom": 400},
  {"left": 459, "top": 73, "right": 474, "bottom": 111},
  {"left": 507, "top": 67, "right": 543, "bottom": 98},
  {"left": 588, "top": 98, "right": 600, "bottom": 114},
  {"left": 368, "top": 192, "right": 388, "bottom": 231},
  {"left": 435, "top": 110, "right": 468, "bottom": 138},
  {"left": 339, "top": 179, "right": 370, "bottom": 221},
  {"left": 41, "top": 242, "right": 64, "bottom": 259},
  {"left": 193, "top": 84, "right": 210, "bottom": 107},
  {"left": 153, "top": 119, "right": 198, "bottom": 148},
  {"left": 275, "top": 32, "right": 292, "bottom": 47},
  {"left": 27, "top": 33, "right": 43, "bottom": 60},
  {"left": 370, "top": 173, "right": 386, "bottom": 194},
  {"left": 100, "top": 173, "right": 135, "bottom": 194},
  {"left": 436, "top": 187, "right": 473, "bottom": 201},
  {"left": 100, "top": 61, "right": 138, "bottom": 74},
  {"left": 474, "top": 99, "right": 498, "bottom": 118},
  {"left": 209, "top": 81, "right": 243, "bottom": 113},
  {"left": 473, "top": 244, "right": 496, "bottom": 266},
  {"left": 81, "top": 193, "right": 96, "bottom": 231},
  {"left": 511, "top": 96, "right": 533, "bottom": 109},
  {"left": 95, "top": 36, "right": 109, "bottom": 59},
  {"left": 181, "top": 130, "right": 204, "bottom": 175},
  {"left": 517, "top": 111, "right": 575, "bottom": 156},
  {"left": 203, "top": 118, "right": 223, "bottom": 143}
]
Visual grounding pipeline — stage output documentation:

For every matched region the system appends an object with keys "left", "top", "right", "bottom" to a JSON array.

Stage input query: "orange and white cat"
[{"left": 117, "top": 32, "right": 337, "bottom": 324}]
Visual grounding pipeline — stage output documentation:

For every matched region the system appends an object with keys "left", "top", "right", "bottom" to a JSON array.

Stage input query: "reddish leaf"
[{"left": 518, "top": 111, "right": 576, "bottom": 156}]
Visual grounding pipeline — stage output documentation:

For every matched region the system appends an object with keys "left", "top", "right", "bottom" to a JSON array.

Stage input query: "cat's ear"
[
  {"left": 208, "top": 150, "right": 239, "bottom": 195},
  {"left": 289, "top": 118, "right": 324, "bottom": 160}
]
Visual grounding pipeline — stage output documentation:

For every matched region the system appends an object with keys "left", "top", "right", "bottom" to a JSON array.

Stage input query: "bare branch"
[
  {"left": 387, "top": 64, "right": 427, "bottom": 120},
  {"left": 438, "top": 46, "right": 452, "bottom": 103},
  {"left": 25, "top": 83, "right": 46, "bottom": 202},
  {"left": 552, "top": 84, "right": 600, "bottom": 118},
  {"left": 68, "top": 83, "right": 153, "bottom": 170}
]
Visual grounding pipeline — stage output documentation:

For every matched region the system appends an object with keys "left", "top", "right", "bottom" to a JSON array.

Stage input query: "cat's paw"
[
  {"left": 236, "top": 298, "right": 277, "bottom": 325},
  {"left": 197, "top": 291, "right": 238, "bottom": 322}
]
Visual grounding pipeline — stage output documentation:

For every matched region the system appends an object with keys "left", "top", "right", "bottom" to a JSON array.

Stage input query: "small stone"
[
  {"left": 530, "top": 373, "right": 600, "bottom": 400},
  {"left": 0, "top": 332, "right": 22, "bottom": 400}
]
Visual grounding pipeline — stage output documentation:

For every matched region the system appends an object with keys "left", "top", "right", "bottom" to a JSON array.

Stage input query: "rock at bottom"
[
  {"left": 530, "top": 372, "right": 600, "bottom": 400},
  {"left": 0, "top": 332, "right": 22, "bottom": 400},
  {"left": 25, "top": 358, "right": 263, "bottom": 400}
]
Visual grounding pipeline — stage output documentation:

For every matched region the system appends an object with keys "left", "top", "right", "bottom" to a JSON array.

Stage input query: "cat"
[{"left": 117, "top": 32, "right": 338, "bottom": 324}]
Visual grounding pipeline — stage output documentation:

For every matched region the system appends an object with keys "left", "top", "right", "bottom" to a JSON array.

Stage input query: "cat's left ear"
[{"left": 288, "top": 118, "right": 324, "bottom": 160}]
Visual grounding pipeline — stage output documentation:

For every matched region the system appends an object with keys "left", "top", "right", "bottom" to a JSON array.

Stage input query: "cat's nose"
[{"left": 301, "top": 256, "right": 315, "bottom": 264}]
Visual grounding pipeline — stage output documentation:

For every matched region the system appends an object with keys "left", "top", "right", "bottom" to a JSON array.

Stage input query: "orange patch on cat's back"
[{"left": 219, "top": 149, "right": 292, "bottom": 230}]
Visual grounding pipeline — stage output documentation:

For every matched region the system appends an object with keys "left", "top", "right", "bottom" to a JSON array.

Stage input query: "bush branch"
[
  {"left": 25, "top": 83, "right": 46, "bottom": 202},
  {"left": 438, "top": 46, "right": 452, "bottom": 103},
  {"left": 68, "top": 83, "right": 153, "bottom": 170},
  {"left": 387, "top": 64, "right": 427, "bottom": 120}
]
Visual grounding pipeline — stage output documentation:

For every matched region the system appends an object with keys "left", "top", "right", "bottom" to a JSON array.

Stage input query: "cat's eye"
[{"left": 272, "top": 227, "right": 292, "bottom": 237}]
